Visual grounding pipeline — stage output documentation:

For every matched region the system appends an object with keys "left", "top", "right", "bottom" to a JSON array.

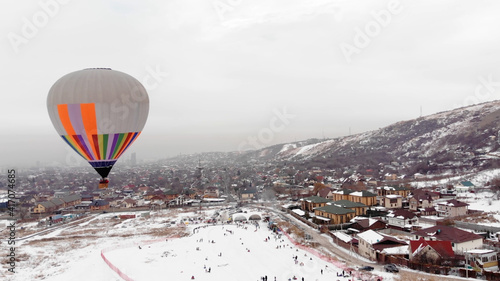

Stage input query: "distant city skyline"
[{"left": 2, "top": 0, "right": 500, "bottom": 167}]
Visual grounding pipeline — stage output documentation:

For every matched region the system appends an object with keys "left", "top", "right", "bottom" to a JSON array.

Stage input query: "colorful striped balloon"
[{"left": 47, "top": 68, "right": 149, "bottom": 179}]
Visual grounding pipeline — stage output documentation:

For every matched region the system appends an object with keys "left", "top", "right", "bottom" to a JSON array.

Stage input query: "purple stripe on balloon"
[
  {"left": 67, "top": 104, "right": 96, "bottom": 159},
  {"left": 76, "top": 135, "right": 94, "bottom": 160},
  {"left": 108, "top": 133, "right": 119, "bottom": 159},
  {"left": 106, "top": 134, "right": 115, "bottom": 160}
]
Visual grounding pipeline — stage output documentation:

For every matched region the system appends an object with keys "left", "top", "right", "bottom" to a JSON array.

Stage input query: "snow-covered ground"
[
  {"left": 411, "top": 168, "right": 500, "bottom": 189},
  {"left": 2, "top": 207, "right": 389, "bottom": 281}
]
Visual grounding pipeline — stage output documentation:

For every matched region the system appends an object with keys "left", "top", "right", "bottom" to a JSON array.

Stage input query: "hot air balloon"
[{"left": 47, "top": 68, "right": 149, "bottom": 189}]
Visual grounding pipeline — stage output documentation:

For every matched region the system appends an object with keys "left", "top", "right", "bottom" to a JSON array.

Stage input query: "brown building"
[
  {"left": 348, "top": 190, "right": 377, "bottom": 206},
  {"left": 313, "top": 205, "right": 355, "bottom": 225},
  {"left": 300, "top": 196, "right": 332, "bottom": 212},
  {"left": 436, "top": 199, "right": 469, "bottom": 217}
]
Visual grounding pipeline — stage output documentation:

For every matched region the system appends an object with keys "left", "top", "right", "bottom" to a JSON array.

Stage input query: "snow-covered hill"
[{"left": 241, "top": 101, "right": 500, "bottom": 176}]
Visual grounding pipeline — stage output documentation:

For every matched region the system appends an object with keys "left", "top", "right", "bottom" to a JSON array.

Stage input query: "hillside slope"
[{"left": 241, "top": 101, "right": 500, "bottom": 175}]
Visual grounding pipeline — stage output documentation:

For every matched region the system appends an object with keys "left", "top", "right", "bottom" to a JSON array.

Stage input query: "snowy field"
[
  {"left": 2, "top": 206, "right": 388, "bottom": 281},
  {"left": 106, "top": 222, "right": 345, "bottom": 281}
]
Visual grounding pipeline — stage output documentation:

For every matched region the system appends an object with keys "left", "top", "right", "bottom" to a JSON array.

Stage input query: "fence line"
[{"left": 100, "top": 235, "right": 181, "bottom": 281}]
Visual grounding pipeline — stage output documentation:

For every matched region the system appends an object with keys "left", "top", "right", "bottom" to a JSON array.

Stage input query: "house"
[
  {"left": 241, "top": 187, "right": 257, "bottom": 200},
  {"left": 300, "top": 196, "right": 332, "bottom": 212},
  {"left": 409, "top": 238, "right": 455, "bottom": 264},
  {"left": 32, "top": 194, "right": 82, "bottom": 213},
  {"left": 33, "top": 200, "right": 62, "bottom": 214},
  {"left": 318, "top": 187, "right": 334, "bottom": 199},
  {"left": 377, "top": 186, "right": 411, "bottom": 197},
  {"left": 53, "top": 190, "right": 71, "bottom": 198},
  {"left": 349, "top": 217, "right": 387, "bottom": 232},
  {"left": 330, "top": 200, "right": 367, "bottom": 216},
  {"left": 90, "top": 200, "right": 110, "bottom": 211},
  {"left": 169, "top": 194, "right": 193, "bottom": 206},
  {"left": 348, "top": 190, "right": 377, "bottom": 206},
  {"left": 144, "top": 190, "right": 165, "bottom": 200},
  {"left": 164, "top": 189, "right": 180, "bottom": 200},
  {"left": 123, "top": 198, "right": 137, "bottom": 208},
  {"left": 436, "top": 199, "right": 468, "bottom": 217},
  {"left": 412, "top": 225, "right": 484, "bottom": 253},
  {"left": 381, "top": 195, "right": 403, "bottom": 209},
  {"left": 313, "top": 205, "right": 355, "bottom": 225},
  {"left": 357, "top": 230, "right": 408, "bottom": 261},
  {"left": 386, "top": 209, "right": 418, "bottom": 230},
  {"left": 418, "top": 207, "right": 437, "bottom": 216},
  {"left": 465, "top": 249, "right": 498, "bottom": 271},
  {"left": 183, "top": 188, "right": 197, "bottom": 199},
  {"left": 332, "top": 189, "right": 353, "bottom": 201},
  {"left": 59, "top": 194, "right": 82, "bottom": 208},
  {"left": 409, "top": 190, "right": 438, "bottom": 211},
  {"left": 456, "top": 181, "right": 475, "bottom": 193},
  {"left": 19, "top": 195, "right": 37, "bottom": 205},
  {"left": 204, "top": 186, "right": 219, "bottom": 198}
]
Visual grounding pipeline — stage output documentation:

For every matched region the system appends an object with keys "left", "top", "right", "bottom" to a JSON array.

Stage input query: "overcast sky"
[{"left": 2, "top": 0, "right": 500, "bottom": 168}]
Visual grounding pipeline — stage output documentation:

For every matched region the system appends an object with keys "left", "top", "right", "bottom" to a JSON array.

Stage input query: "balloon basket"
[{"left": 98, "top": 182, "right": 108, "bottom": 189}]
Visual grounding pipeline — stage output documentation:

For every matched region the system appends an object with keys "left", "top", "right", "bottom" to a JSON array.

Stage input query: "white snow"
[
  {"left": 356, "top": 230, "right": 384, "bottom": 245},
  {"left": 3, "top": 207, "right": 390, "bottom": 281}
]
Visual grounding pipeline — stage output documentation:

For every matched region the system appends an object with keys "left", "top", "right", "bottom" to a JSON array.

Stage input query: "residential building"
[
  {"left": 357, "top": 230, "right": 408, "bottom": 261},
  {"left": 122, "top": 198, "right": 137, "bottom": 208},
  {"left": 349, "top": 218, "right": 387, "bottom": 232},
  {"left": 465, "top": 249, "right": 498, "bottom": 271},
  {"left": 381, "top": 195, "right": 403, "bottom": 209},
  {"left": 456, "top": 181, "right": 475, "bottom": 193},
  {"left": 300, "top": 196, "right": 332, "bottom": 212},
  {"left": 409, "top": 238, "right": 455, "bottom": 264},
  {"left": 349, "top": 190, "right": 377, "bottom": 206},
  {"left": 436, "top": 199, "right": 469, "bottom": 217},
  {"left": 409, "top": 191, "right": 437, "bottom": 211},
  {"left": 412, "top": 225, "right": 484, "bottom": 253},
  {"left": 313, "top": 205, "right": 355, "bottom": 225},
  {"left": 377, "top": 186, "right": 411, "bottom": 197},
  {"left": 204, "top": 186, "right": 219, "bottom": 198},
  {"left": 241, "top": 187, "right": 257, "bottom": 200},
  {"left": 164, "top": 189, "right": 180, "bottom": 201},
  {"left": 386, "top": 209, "right": 418, "bottom": 230},
  {"left": 90, "top": 199, "right": 109, "bottom": 211},
  {"left": 330, "top": 200, "right": 367, "bottom": 216},
  {"left": 32, "top": 194, "right": 82, "bottom": 213},
  {"left": 332, "top": 189, "right": 353, "bottom": 201}
]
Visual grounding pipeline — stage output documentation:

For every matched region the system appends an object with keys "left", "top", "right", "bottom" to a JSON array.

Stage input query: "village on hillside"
[{"left": 2, "top": 158, "right": 500, "bottom": 279}]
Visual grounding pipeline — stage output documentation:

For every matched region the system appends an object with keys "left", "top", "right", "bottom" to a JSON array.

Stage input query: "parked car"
[
  {"left": 359, "top": 266, "right": 374, "bottom": 271},
  {"left": 384, "top": 264, "right": 399, "bottom": 273}
]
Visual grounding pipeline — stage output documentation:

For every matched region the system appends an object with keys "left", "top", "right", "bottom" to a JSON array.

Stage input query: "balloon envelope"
[{"left": 47, "top": 68, "right": 149, "bottom": 178}]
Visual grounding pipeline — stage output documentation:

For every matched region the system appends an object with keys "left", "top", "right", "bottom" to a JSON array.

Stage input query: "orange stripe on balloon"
[
  {"left": 81, "top": 103, "right": 100, "bottom": 160},
  {"left": 58, "top": 105, "right": 90, "bottom": 158},
  {"left": 57, "top": 104, "right": 76, "bottom": 136}
]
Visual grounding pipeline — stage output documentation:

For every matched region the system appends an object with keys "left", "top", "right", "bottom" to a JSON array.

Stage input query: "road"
[{"left": 256, "top": 203, "right": 474, "bottom": 281}]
